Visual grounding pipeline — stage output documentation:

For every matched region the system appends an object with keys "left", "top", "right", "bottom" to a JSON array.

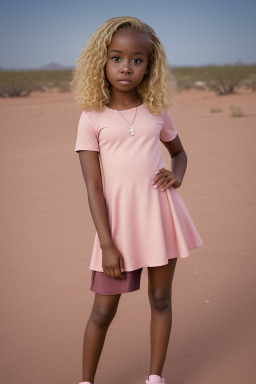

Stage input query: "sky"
[{"left": 0, "top": 0, "right": 255, "bottom": 69}]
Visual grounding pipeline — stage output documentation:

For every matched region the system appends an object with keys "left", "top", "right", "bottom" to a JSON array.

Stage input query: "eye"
[
  {"left": 133, "top": 58, "right": 143, "bottom": 64},
  {"left": 111, "top": 56, "right": 120, "bottom": 62}
]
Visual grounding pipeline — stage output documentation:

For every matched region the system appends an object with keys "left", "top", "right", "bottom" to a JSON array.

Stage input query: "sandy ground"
[{"left": 1, "top": 88, "right": 255, "bottom": 384}]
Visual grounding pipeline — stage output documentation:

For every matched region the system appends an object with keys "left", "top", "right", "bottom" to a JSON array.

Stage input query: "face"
[{"left": 105, "top": 29, "right": 151, "bottom": 95}]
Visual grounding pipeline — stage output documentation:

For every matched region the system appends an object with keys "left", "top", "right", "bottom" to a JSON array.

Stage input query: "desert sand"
[{"left": 1, "top": 88, "right": 255, "bottom": 384}]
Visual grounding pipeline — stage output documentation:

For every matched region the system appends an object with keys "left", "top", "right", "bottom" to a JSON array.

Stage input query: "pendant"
[{"left": 129, "top": 126, "right": 135, "bottom": 136}]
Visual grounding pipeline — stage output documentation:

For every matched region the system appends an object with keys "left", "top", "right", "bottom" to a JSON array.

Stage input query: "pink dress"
[{"left": 75, "top": 103, "right": 203, "bottom": 272}]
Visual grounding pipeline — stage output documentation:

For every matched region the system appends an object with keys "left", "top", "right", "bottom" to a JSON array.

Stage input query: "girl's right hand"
[{"left": 102, "top": 244, "right": 126, "bottom": 279}]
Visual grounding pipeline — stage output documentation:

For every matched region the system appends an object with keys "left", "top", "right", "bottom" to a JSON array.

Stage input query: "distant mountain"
[{"left": 39, "top": 62, "right": 73, "bottom": 70}]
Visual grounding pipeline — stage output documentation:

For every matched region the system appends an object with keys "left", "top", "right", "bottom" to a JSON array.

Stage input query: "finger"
[
  {"left": 114, "top": 269, "right": 124, "bottom": 279},
  {"left": 109, "top": 268, "right": 116, "bottom": 279},
  {"left": 118, "top": 258, "right": 126, "bottom": 278},
  {"left": 119, "top": 256, "right": 125, "bottom": 273},
  {"left": 158, "top": 175, "right": 175, "bottom": 190},
  {"left": 159, "top": 181, "right": 167, "bottom": 191},
  {"left": 112, "top": 267, "right": 120, "bottom": 279},
  {"left": 161, "top": 178, "right": 177, "bottom": 190},
  {"left": 152, "top": 170, "right": 170, "bottom": 184},
  {"left": 104, "top": 267, "right": 110, "bottom": 278},
  {"left": 113, "top": 267, "right": 122, "bottom": 279},
  {"left": 157, "top": 173, "right": 171, "bottom": 184},
  {"left": 153, "top": 176, "right": 166, "bottom": 188},
  {"left": 155, "top": 167, "right": 166, "bottom": 175},
  {"left": 105, "top": 267, "right": 115, "bottom": 279}
]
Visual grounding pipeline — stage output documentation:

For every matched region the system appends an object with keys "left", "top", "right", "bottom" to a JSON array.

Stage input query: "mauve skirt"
[{"left": 90, "top": 268, "right": 143, "bottom": 295}]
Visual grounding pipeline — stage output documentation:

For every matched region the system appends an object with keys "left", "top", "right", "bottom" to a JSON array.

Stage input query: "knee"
[
  {"left": 91, "top": 304, "right": 117, "bottom": 327},
  {"left": 149, "top": 290, "right": 172, "bottom": 311}
]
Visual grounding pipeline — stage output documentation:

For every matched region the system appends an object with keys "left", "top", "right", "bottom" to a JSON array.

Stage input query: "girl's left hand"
[{"left": 152, "top": 167, "right": 182, "bottom": 190}]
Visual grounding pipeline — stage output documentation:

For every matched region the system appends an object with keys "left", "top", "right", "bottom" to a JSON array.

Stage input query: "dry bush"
[
  {"left": 0, "top": 82, "right": 43, "bottom": 97},
  {"left": 210, "top": 107, "right": 222, "bottom": 113},
  {"left": 204, "top": 61, "right": 249, "bottom": 95},
  {"left": 58, "top": 82, "right": 71, "bottom": 92},
  {"left": 0, "top": 71, "right": 43, "bottom": 98},
  {"left": 170, "top": 62, "right": 256, "bottom": 94},
  {"left": 0, "top": 70, "right": 73, "bottom": 98},
  {"left": 230, "top": 105, "right": 245, "bottom": 117},
  {"left": 243, "top": 79, "right": 256, "bottom": 92}
]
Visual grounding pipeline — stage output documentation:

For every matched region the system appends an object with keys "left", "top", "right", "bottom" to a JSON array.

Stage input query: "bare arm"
[
  {"left": 77, "top": 150, "right": 113, "bottom": 248},
  {"left": 77, "top": 150, "right": 125, "bottom": 279},
  {"left": 153, "top": 134, "right": 187, "bottom": 189},
  {"left": 162, "top": 134, "right": 187, "bottom": 186}
]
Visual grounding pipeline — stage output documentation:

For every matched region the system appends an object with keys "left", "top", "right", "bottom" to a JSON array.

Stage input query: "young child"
[{"left": 72, "top": 16, "right": 203, "bottom": 384}]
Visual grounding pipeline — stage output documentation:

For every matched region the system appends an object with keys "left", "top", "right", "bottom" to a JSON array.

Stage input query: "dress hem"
[{"left": 89, "top": 240, "right": 203, "bottom": 272}]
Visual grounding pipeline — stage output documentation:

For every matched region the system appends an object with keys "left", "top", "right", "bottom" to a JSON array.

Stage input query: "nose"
[{"left": 120, "top": 60, "right": 132, "bottom": 74}]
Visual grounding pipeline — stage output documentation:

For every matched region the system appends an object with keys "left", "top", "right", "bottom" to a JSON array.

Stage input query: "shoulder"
[
  {"left": 142, "top": 102, "right": 173, "bottom": 118},
  {"left": 80, "top": 108, "right": 104, "bottom": 120},
  {"left": 162, "top": 108, "right": 173, "bottom": 118},
  {"left": 148, "top": 107, "right": 173, "bottom": 121},
  {"left": 161, "top": 108, "right": 175, "bottom": 122},
  {"left": 78, "top": 107, "right": 107, "bottom": 129}
]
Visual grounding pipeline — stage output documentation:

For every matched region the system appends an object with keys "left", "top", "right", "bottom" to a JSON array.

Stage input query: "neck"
[{"left": 108, "top": 89, "right": 142, "bottom": 108}]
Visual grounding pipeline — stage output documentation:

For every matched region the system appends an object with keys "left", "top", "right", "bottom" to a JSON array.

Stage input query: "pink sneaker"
[
  {"left": 79, "top": 382, "right": 93, "bottom": 384},
  {"left": 145, "top": 376, "right": 166, "bottom": 384}
]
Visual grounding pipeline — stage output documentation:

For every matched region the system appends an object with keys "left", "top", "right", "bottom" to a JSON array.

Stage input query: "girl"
[{"left": 72, "top": 16, "right": 203, "bottom": 384}]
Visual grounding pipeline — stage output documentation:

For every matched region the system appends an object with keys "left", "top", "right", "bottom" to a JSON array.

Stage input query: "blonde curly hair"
[{"left": 71, "top": 16, "right": 176, "bottom": 115}]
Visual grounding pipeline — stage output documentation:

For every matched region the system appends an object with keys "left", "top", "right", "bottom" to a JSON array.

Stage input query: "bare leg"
[
  {"left": 147, "top": 258, "right": 177, "bottom": 377},
  {"left": 82, "top": 293, "right": 121, "bottom": 383}
]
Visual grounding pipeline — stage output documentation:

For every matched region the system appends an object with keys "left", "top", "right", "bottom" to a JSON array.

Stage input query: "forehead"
[{"left": 108, "top": 29, "right": 151, "bottom": 54}]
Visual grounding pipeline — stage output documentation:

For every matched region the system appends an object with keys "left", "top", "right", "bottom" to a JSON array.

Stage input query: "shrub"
[
  {"left": 230, "top": 105, "right": 245, "bottom": 117},
  {"left": 204, "top": 61, "right": 249, "bottom": 95},
  {"left": 243, "top": 79, "right": 256, "bottom": 92},
  {"left": 0, "top": 69, "right": 73, "bottom": 98},
  {"left": 58, "top": 82, "right": 71, "bottom": 92},
  {"left": 210, "top": 107, "right": 222, "bottom": 113},
  {"left": 0, "top": 71, "right": 43, "bottom": 98},
  {"left": 0, "top": 82, "right": 43, "bottom": 98}
]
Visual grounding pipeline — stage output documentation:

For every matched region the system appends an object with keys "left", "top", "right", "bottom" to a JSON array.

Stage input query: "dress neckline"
[{"left": 104, "top": 103, "right": 145, "bottom": 112}]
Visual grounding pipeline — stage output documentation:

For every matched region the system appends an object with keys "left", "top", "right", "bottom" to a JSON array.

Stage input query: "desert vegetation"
[
  {"left": 230, "top": 105, "right": 245, "bottom": 117},
  {"left": 171, "top": 62, "right": 256, "bottom": 95},
  {"left": 210, "top": 107, "right": 222, "bottom": 113},
  {"left": 0, "top": 63, "right": 255, "bottom": 98},
  {"left": 0, "top": 69, "right": 72, "bottom": 98}
]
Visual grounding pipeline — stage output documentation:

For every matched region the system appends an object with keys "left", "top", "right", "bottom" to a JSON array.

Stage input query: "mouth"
[{"left": 118, "top": 79, "right": 132, "bottom": 84}]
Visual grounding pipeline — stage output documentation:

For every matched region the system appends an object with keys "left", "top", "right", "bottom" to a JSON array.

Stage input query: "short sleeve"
[
  {"left": 160, "top": 109, "right": 178, "bottom": 142},
  {"left": 75, "top": 112, "right": 99, "bottom": 152}
]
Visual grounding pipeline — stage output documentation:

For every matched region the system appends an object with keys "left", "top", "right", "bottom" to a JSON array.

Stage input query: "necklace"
[{"left": 114, "top": 100, "right": 141, "bottom": 136}]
